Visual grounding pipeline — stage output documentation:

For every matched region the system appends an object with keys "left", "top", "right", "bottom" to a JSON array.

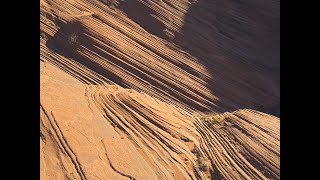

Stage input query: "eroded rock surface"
[{"left": 40, "top": 0, "right": 279, "bottom": 179}]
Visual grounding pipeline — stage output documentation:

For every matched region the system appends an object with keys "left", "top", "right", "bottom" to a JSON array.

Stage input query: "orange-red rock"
[{"left": 40, "top": 0, "right": 279, "bottom": 179}]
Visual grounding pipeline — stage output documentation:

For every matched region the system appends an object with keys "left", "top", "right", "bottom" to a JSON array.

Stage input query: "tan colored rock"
[{"left": 40, "top": 0, "right": 279, "bottom": 179}]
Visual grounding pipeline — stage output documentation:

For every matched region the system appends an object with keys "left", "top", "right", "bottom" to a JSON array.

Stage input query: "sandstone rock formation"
[{"left": 40, "top": 0, "right": 280, "bottom": 179}]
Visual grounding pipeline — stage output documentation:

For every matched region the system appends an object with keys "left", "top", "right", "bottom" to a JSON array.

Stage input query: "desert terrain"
[{"left": 40, "top": 0, "right": 280, "bottom": 179}]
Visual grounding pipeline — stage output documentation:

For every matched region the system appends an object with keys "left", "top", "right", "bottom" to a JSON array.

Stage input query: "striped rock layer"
[{"left": 40, "top": 0, "right": 280, "bottom": 179}]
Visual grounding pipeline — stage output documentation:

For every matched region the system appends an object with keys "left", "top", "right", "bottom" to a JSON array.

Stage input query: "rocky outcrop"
[{"left": 40, "top": 0, "right": 279, "bottom": 179}]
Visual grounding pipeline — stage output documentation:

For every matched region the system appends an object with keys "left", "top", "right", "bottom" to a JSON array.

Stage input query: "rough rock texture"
[{"left": 40, "top": 0, "right": 280, "bottom": 179}]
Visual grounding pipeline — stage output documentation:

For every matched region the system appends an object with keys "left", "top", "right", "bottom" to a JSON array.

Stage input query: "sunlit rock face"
[{"left": 40, "top": 0, "right": 280, "bottom": 179}]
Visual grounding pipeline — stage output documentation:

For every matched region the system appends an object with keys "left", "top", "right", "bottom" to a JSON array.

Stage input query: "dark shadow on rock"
[
  {"left": 170, "top": 0, "right": 280, "bottom": 116},
  {"left": 119, "top": 0, "right": 170, "bottom": 40}
]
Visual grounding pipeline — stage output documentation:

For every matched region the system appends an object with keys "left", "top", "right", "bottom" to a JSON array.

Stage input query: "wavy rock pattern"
[
  {"left": 40, "top": 0, "right": 280, "bottom": 179},
  {"left": 195, "top": 110, "right": 280, "bottom": 179}
]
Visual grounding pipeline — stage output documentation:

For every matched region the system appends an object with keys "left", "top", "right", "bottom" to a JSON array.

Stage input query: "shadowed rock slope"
[{"left": 40, "top": 0, "right": 279, "bottom": 179}]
